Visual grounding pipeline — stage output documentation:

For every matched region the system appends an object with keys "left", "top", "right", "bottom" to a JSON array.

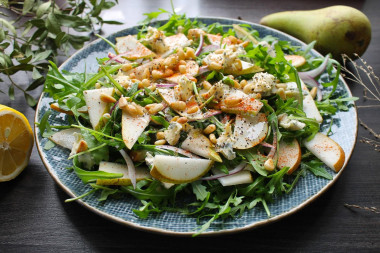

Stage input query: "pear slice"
[
  {"left": 233, "top": 113, "right": 268, "bottom": 149},
  {"left": 164, "top": 33, "right": 191, "bottom": 50},
  {"left": 233, "top": 24, "right": 259, "bottom": 44},
  {"left": 284, "top": 55, "right": 306, "bottom": 67},
  {"left": 115, "top": 35, "right": 156, "bottom": 59},
  {"left": 150, "top": 155, "right": 214, "bottom": 184},
  {"left": 215, "top": 170, "right": 253, "bottom": 186},
  {"left": 303, "top": 132, "right": 345, "bottom": 172},
  {"left": 181, "top": 129, "right": 222, "bottom": 162},
  {"left": 83, "top": 87, "right": 114, "bottom": 130},
  {"left": 224, "top": 60, "right": 263, "bottom": 75},
  {"left": 218, "top": 88, "right": 263, "bottom": 116},
  {"left": 277, "top": 139, "right": 302, "bottom": 175},
  {"left": 96, "top": 161, "right": 151, "bottom": 186},
  {"left": 122, "top": 111, "right": 150, "bottom": 149},
  {"left": 49, "top": 128, "right": 80, "bottom": 150}
]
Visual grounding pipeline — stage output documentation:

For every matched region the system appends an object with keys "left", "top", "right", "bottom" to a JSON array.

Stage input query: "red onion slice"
[
  {"left": 200, "top": 45, "right": 219, "bottom": 54},
  {"left": 195, "top": 34, "right": 204, "bottom": 56},
  {"left": 156, "top": 83, "right": 178, "bottom": 88},
  {"left": 106, "top": 52, "right": 128, "bottom": 64},
  {"left": 197, "top": 66, "right": 210, "bottom": 76},
  {"left": 156, "top": 145, "right": 201, "bottom": 159},
  {"left": 298, "top": 55, "right": 330, "bottom": 79},
  {"left": 119, "top": 149, "right": 136, "bottom": 189},
  {"left": 109, "top": 100, "right": 119, "bottom": 114},
  {"left": 187, "top": 110, "right": 222, "bottom": 122},
  {"left": 202, "top": 162, "right": 246, "bottom": 181},
  {"left": 300, "top": 74, "right": 323, "bottom": 101},
  {"left": 260, "top": 142, "right": 275, "bottom": 148}
]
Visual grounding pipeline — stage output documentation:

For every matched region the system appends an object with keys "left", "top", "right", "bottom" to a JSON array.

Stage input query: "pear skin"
[{"left": 260, "top": 5, "right": 371, "bottom": 60}]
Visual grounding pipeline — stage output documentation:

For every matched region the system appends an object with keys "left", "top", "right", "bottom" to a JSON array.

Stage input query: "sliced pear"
[
  {"left": 207, "top": 34, "right": 233, "bottom": 47},
  {"left": 96, "top": 161, "right": 151, "bottom": 186},
  {"left": 49, "top": 128, "right": 80, "bottom": 150},
  {"left": 284, "top": 55, "right": 306, "bottom": 68},
  {"left": 83, "top": 87, "right": 114, "bottom": 130},
  {"left": 150, "top": 155, "right": 214, "bottom": 184},
  {"left": 164, "top": 33, "right": 191, "bottom": 50},
  {"left": 220, "top": 96, "right": 263, "bottom": 116},
  {"left": 224, "top": 60, "right": 263, "bottom": 75},
  {"left": 233, "top": 24, "right": 259, "bottom": 45},
  {"left": 122, "top": 111, "right": 150, "bottom": 149},
  {"left": 115, "top": 35, "right": 156, "bottom": 59},
  {"left": 277, "top": 139, "right": 302, "bottom": 175},
  {"left": 303, "top": 132, "right": 345, "bottom": 172},
  {"left": 181, "top": 129, "right": 222, "bottom": 162},
  {"left": 215, "top": 170, "right": 253, "bottom": 186},
  {"left": 185, "top": 60, "right": 199, "bottom": 76},
  {"left": 163, "top": 73, "right": 197, "bottom": 83},
  {"left": 233, "top": 113, "right": 268, "bottom": 149}
]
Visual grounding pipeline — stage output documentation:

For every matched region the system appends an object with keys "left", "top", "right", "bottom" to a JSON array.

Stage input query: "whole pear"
[{"left": 260, "top": 5, "right": 371, "bottom": 60}]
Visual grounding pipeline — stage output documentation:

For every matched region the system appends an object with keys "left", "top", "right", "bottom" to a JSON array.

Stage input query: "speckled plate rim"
[{"left": 34, "top": 16, "right": 358, "bottom": 236}]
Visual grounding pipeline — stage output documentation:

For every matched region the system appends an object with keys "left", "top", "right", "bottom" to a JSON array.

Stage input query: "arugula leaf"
[
  {"left": 302, "top": 160, "right": 333, "bottom": 180},
  {"left": 191, "top": 181, "right": 209, "bottom": 201}
]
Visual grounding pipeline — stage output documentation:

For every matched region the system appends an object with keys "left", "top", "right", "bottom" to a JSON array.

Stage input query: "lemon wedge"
[{"left": 0, "top": 104, "right": 34, "bottom": 182}]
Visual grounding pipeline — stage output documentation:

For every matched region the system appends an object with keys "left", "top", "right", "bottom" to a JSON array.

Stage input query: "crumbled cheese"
[
  {"left": 203, "top": 45, "right": 245, "bottom": 72},
  {"left": 250, "top": 72, "right": 276, "bottom": 95},
  {"left": 278, "top": 113, "right": 306, "bottom": 131},
  {"left": 164, "top": 122, "right": 183, "bottom": 145},
  {"left": 178, "top": 75, "right": 194, "bottom": 101},
  {"left": 258, "top": 41, "right": 276, "bottom": 58},
  {"left": 142, "top": 27, "right": 169, "bottom": 54},
  {"left": 115, "top": 75, "right": 132, "bottom": 88},
  {"left": 215, "top": 123, "right": 236, "bottom": 160}
]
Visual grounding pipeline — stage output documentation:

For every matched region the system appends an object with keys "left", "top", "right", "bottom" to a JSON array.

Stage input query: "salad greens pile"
[{"left": 39, "top": 8, "right": 356, "bottom": 236}]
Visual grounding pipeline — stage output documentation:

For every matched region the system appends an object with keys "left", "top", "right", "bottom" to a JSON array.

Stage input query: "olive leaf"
[{"left": 0, "top": 0, "right": 122, "bottom": 106}]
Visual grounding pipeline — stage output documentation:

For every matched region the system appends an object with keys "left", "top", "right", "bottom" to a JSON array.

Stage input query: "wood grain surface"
[{"left": 1, "top": 0, "right": 379, "bottom": 252}]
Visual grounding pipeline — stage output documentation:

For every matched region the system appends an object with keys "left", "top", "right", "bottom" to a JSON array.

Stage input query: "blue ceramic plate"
[{"left": 35, "top": 17, "right": 357, "bottom": 236}]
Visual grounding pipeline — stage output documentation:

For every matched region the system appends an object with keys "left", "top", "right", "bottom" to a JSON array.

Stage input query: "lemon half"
[{"left": 0, "top": 105, "right": 34, "bottom": 182}]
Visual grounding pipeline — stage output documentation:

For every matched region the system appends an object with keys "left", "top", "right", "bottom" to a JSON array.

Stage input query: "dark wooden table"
[{"left": 1, "top": 0, "right": 379, "bottom": 252}]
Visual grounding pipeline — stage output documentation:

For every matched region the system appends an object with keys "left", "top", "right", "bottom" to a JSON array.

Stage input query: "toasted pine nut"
[
  {"left": 171, "top": 116, "right": 180, "bottom": 122},
  {"left": 228, "top": 35, "right": 238, "bottom": 44},
  {"left": 202, "top": 81, "right": 212, "bottom": 90},
  {"left": 264, "top": 158, "right": 275, "bottom": 171},
  {"left": 209, "top": 62, "right": 223, "bottom": 70},
  {"left": 177, "top": 48, "right": 185, "bottom": 61},
  {"left": 156, "top": 131, "right": 165, "bottom": 140},
  {"left": 129, "top": 73, "right": 136, "bottom": 79},
  {"left": 203, "top": 124, "right": 216, "bottom": 135},
  {"left": 142, "top": 68, "right": 150, "bottom": 80},
  {"left": 177, "top": 116, "right": 188, "bottom": 124},
  {"left": 95, "top": 82, "right": 102, "bottom": 89},
  {"left": 76, "top": 140, "right": 88, "bottom": 153},
  {"left": 121, "top": 63, "right": 132, "bottom": 72},
  {"left": 224, "top": 96, "right": 243, "bottom": 107},
  {"left": 148, "top": 83, "right": 156, "bottom": 91},
  {"left": 164, "top": 68, "right": 174, "bottom": 77},
  {"left": 100, "top": 93, "right": 116, "bottom": 103},
  {"left": 164, "top": 56, "right": 177, "bottom": 68},
  {"left": 243, "top": 83, "right": 254, "bottom": 94},
  {"left": 141, "top": 79, "right": 150, "bottom": 88},
  {"left": 187, "top": 105, "right": 199, "bottom": 114},
  {"left": 310, "top": 87, "right": 318, "bottom": 99},
  {"left": 209, "top": 133, "right": 217, "bottom": 144},
  {"left": 178, "top": 60, "right": 187, "bottom": 66},
  {"left": 145, "top": 103, "right": 164, "bottom": 115},
  {"left": 170, "top": 101, "right": 186, "bottom": 111},
  {"left": 102, "top": 113, "right": 111, "bottom": 124},
  {"left": 277, "top": 88, "right": 286, "bottom": 100},
  {"left": 154, "top": 139, "right": 167, "bottom": 145},
  {"left": 179, "top": 64, "right": 187, "bottom": 74},
  {"left": 241, "top": 41, "right": 249, "bottom": 47},
  {"left": 233, "top": 80, "right": 241, "bottom": 89},
  {"left": 240, "top": 79, "right": 248, "bottom": 88},
  {"left": 276, "top": 83, "right": 287, "bottom": 89},
  {"left": 214, "top": 49, "right": 224, "bottom": 54},
  {"left": 152, "top": 70, "right": 164, "bottom": 79},
  {"left": 118, "top": 96, "right": 128, "bottom": 109},
  {"left": 185, "top": 47, "right": 196, "bottom": 59}
]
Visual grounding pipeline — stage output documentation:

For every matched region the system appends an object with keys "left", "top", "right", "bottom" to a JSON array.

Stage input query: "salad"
[{"left": 39, "top": 11, "right": 354, "bottom": 236}]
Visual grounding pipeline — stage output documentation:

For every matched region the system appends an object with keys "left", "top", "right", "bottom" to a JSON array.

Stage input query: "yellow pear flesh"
[{"left": 260, "top": 5, "right": 371, "bottom": 60}]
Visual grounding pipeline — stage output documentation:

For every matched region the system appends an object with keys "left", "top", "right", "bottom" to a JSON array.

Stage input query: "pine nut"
[
  {"left": 164, "top": 68, "right": 174, "bottom": 77},
  {"left": 187, "top": 105, "right": 199, "bottom": 114},
  {"left": 209, "top": 62, "right": 223, "bottom": 70},
  {"left": 277, "top": 88, "right": 286, "bottom": 100},
  {"left": 276, "top": 83, "right": 287, "bottom": 89},
  {"left": 142, "top": 68, "right": 150, "bottom": 80},
  {"left": 145, "top": 103, "right": 164, "bottom": 115},
  {"left": 203, "top": 124, "right": 216, "bottom": 134},
  {"left": 179, "top": 64, "right": 187, "bottom": 74},
  {"left": 133, "top": 103, "right": 145, "bottom": 115},
  {"left": 224, "top": 96, "right": 243, "bottom": 107},
  {"left": 156, "top": 132, "right": 165, "bottom": 140},
  {"left": 202, "top": 81, "right": 212, "bottom": 90},
  {"left": 154, "top": 139, "right": 167, "bottom": 145},
  {"left": 170, "top": 101, "right": 186, "bottom": 111},
  {"left": 118, "top": 96, "right": 128, "bottom": 109},
  {"left": 233, "top": 80, "right": 241, "bottom": 89},
  {"left": 264, "top": 158, "right": 275, "bottom": 171},
  {"left": 102, "top": 113, "right": 111, "bottom": 124},
  {"left": 178, "top": 60, "right": 187, "bottom": 66},
  {"left": 209, "top": 133, "right": 217, "bottom": 144},
  {"left": 148, "top": 83, "right": 156, "bottom": 91},
  {"left": 164, "top": 56, "right": 177, "bottom": 68},
  {"left": 129, "top": 72, "right": 136, "bottom": 79},
  {"left": 95, "top": 82, "right": 102, "bottom": 89},
  {"left": 177, "top": 48, "right": 185, "bottom": 61},
  {"left": 171, "top": 116, "right": 180, "bottom": 122},
  {"left": 100, "top": 93, "right": 116, "bottom": 103},
  {"left": 310, "top": 87, "right": 318, "bottom": 100},
  {"left": 141, "top": 79, "right": 151, "bottom": 88},
  {"left": 177, "top": 116, "right": 188, "bottom": 124},
  {"left": 214, "top": 49, "right": 224, "bottom": 54},
  {"left": 185, "top": 47, "right": 196, "bottom": 59},
  {"left": 121, "top": 63, "right": 132, "bottom": 72},
  {"left": 228, "top": 35, "right": 238, "bottom": 44},
  {"left": 243, "top": 83, "right": 254, "bottom": 94},
  {"left": 241, "top": 41, "right": 249, "bottom": 47},
  {"left": 76, "top": 140, "right": 88, "bottom": 153},
  {"left": 240, "top": 79, "right": 248, "bottom": 88},
  {"left": 152, "top": 70, "right": 164, "bottom": 79}
]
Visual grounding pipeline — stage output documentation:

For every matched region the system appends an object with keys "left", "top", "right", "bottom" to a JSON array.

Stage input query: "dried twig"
[
  {"left": 359, "top": 119, "right": 380, "bottom": 139},
  {"left": 344, "top": 204, "right": 380, "bottom": 214}
]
